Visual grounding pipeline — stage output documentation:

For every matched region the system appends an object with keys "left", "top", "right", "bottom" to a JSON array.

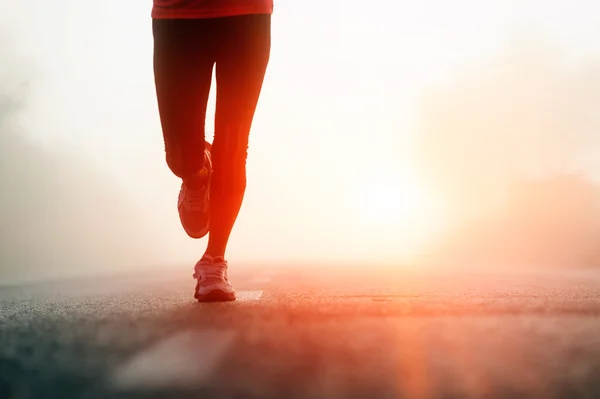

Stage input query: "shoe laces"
[
  {"left": 193, "top": 257, "right": 228, "bottom": 280},
  {"left": 182, "top": 184, "right": 208, "bottom": 212}
]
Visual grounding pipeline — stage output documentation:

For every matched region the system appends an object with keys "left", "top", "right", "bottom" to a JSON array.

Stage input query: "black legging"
[
  {"left": 153, "top": 14, "right": 271, "bottom": 255},
  {"left": 153, "top": 14, "right": 271, "bottom": 193}
]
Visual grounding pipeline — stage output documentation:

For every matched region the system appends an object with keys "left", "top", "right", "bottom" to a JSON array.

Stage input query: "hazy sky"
[{"left": 2, "top": 0, "right": 600, "bottom": 275}]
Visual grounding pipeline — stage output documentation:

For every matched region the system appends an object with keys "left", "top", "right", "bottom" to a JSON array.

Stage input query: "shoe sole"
[
  {"left": 185, "top": 227, "right": 209, "bottom": 240},
  {"left": 194, "top": 289, "right": 236, "bottom": 303}
]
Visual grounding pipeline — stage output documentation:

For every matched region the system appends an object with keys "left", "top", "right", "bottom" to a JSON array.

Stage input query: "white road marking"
[
  {"left": 237, "top": 290, "right": 263, "bottom": 300},
  {"left": 110, "top": 329, "right": 236, "bottom": 391}
]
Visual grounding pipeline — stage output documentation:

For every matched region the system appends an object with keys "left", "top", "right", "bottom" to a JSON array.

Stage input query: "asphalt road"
[{"left": 1, "top": 264, "right": 600, "bottom": 399}]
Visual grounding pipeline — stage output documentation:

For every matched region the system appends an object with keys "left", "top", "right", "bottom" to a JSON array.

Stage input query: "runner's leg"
[
  {"left": 153, "top": 19, "right": 219, "bottom": 238},
  {"left": 205, "top": 14, "right": 271, "bottom": 258},
  {"left": 153, "top": 18, "right": 215, "bottom": 180}
]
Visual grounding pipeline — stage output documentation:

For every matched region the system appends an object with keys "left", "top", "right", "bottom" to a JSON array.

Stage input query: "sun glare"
[
  {"left": 362, "top": 176, "right": 422, "bottom": 224},
  {"left": 353, "top": 169, "right": 428, "bottom": 226},
  {"left": 348, "top": 167, "right": 448, "bottom": 257}
]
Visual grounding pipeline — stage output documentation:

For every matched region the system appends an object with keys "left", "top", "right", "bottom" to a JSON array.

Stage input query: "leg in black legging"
[
  {"left": 152, "top": 18, "right": 216, "bottom": 180},
  {"left": 205, "top": 14, "right": 271, "bottom": 258}
]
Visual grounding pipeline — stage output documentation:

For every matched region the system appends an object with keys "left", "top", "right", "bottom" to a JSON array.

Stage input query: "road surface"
[{"left": 1, "top": 264, "right": 600, "bottom": 399}]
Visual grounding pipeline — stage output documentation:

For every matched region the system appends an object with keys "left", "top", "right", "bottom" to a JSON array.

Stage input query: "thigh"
[
  {"left": 153, "top": 19, "right": 216, "bottom": 175},
  {"left": 212, "top": 15, "right": 271, "bottom": 164}
]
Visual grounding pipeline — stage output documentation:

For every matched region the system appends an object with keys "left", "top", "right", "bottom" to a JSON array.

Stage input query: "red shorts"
[{"left": 152, "top": 0, "right": 274, "bottom": 19}]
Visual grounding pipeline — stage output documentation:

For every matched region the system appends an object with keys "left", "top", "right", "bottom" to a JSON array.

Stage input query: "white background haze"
[{"left": 2, "top": 0, "right": 600, "bottom": 283}]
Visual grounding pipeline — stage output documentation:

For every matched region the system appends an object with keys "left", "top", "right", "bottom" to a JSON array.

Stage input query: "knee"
[{"left": 164, "top": 140, "right": 205, "bottom": 179}]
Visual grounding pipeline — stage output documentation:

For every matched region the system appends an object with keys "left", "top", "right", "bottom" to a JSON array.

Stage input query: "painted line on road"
[
  {"left": 237, "top": 290, "right": 263, "bottom": 301},
  {"left": 110, "top": 329, "right": 236, "bottom": 391}
]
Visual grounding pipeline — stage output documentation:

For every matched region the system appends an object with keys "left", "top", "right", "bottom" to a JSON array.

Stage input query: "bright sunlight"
[
  {"left": 358, "top": 175, "right": 423, "bottom": 226},
  {"left": 347, "top": 165, "right": 447, "bottom": 259}
]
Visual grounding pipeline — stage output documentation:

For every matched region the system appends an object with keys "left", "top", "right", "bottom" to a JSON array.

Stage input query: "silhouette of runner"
[{"left": 152, "top": 0, "right": 273, "bottom": 302}]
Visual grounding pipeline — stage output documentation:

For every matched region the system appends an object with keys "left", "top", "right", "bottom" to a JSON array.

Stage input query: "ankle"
[
  {"left": 183, "top": 168, "right": 209, "bottom": 189},
  {"left": 203, "top": 252, "right": 225, "bottom": 262}
]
